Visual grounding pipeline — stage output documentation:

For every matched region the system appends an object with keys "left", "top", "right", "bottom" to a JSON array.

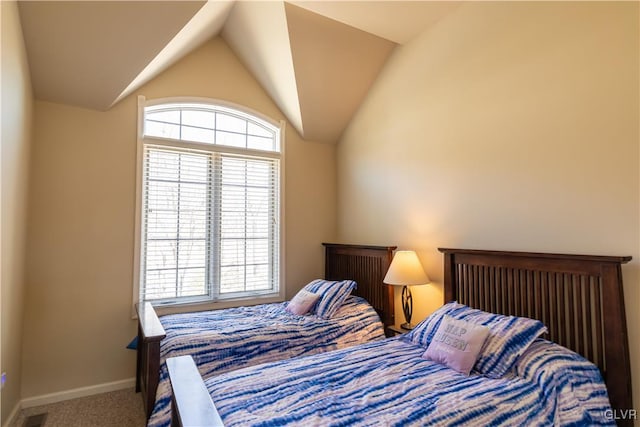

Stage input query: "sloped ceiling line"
[{"left": 221, "top": 1, "right": 305, "bottom": 139}]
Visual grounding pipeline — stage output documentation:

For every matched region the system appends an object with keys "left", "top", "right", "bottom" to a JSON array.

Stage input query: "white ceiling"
[
  {"left": 17, "top": 1, "right": 460, "bottom": 143},
  {"left": 289, "top": 1, "right": 460, "bottom": 44},
  {"left": 18, "top": 1, "right": 208, "bottom": 111}
]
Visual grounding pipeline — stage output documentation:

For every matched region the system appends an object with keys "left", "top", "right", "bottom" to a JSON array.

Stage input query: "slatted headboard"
[
  {"left": 439, "top": 248, "right": 632, "bottom": 424},
  {"left": 323, "top": 243, "right": 396, "bottom": 329}
]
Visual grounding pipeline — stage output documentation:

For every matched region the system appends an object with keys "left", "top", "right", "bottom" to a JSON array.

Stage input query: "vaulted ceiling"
[{"left": 17, "top": 1, "right": 460, "bottom": 143}]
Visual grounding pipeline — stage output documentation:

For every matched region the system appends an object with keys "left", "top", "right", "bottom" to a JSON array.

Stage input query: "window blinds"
[{"left": 140, "top": 144, "right": 280, "bottom": 304}]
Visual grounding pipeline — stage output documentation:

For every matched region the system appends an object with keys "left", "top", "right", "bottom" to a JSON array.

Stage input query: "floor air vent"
[{"left": 23, "top": 413, "right": 47, "bottom": 427}]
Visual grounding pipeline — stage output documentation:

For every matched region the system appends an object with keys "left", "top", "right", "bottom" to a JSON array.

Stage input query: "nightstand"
[{"left": 386, "top": 324, "right": 410, "bottom": 337}]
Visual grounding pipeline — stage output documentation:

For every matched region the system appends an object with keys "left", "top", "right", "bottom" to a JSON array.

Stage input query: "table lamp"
[{"left": 383, "top": 250, "right": 430, "bottom": 330}]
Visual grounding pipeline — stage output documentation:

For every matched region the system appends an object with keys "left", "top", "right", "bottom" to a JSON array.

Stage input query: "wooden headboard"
[
  {"left": 323, "top": 243, "right": 396, "bottom": 329},
  {"left": 439, "top": 248, "right": 632, "bottom": 424}
]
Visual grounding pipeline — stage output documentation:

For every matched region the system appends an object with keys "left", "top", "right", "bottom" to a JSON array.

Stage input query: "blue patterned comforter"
[
  {"left": 203, "top": 337, "right": 614, "bottom": 426},
  {"left": 148, "top": 296, "right": 384, "bottom": 426}
]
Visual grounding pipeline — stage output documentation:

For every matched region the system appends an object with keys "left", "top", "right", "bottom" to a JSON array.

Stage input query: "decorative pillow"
[
  {"left": 286, "top": 289, "right": 320, "bottom": 316},
  {"left": 451, "top": 307, "right": 548, "bottom": 378},
  {"left": 303, "top": 279, "right": 357, "bottom": 319},
  {"left": 407, "top": 302, "right": 547, "bottom": 378},
  {"left": 422, "top": 315, "right": 490, "bottom": 375},
  {"left": 405, "top": 301, "right": 468, "bottom": 346}
]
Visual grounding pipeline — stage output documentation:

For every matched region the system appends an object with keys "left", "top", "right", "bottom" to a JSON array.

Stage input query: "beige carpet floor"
[{"left": 11, "top": 388, "right": 146, "bottom": 427}]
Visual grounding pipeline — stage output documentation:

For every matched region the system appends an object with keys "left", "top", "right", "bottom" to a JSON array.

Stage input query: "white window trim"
[{"left": 132, "top": 95, "right": 286, "bottom": 314}]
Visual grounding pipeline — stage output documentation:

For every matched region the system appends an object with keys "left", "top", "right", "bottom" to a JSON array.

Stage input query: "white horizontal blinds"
[
  {"left": 139, "top": 100, "right": 281, "bottom": 305},
  {"left": 144, "top": 105, "right": 278, "bottom": 152},
  {"left": 218, "top": 155, "right": 279, "bottom": 296},
  {"left": 142, "top": 146, "right": 212, "bottom": 303}
]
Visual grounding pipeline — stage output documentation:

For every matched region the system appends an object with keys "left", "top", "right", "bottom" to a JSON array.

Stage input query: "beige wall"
[
  {"left": 22, "top": 37, "right": 336, "bottom": 398},
  {"left": 1, "top": 0, "right": 33, "bottom": 423},
  {"left": 337, "top": 1, "right": 639, "bottom": 413}
]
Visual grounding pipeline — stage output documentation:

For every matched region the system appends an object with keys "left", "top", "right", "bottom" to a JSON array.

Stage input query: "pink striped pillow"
[{"left": 286, "top": 289, "right": 320, "bottom": 315}]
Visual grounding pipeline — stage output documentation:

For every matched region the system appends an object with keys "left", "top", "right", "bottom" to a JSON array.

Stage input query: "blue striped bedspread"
[
  {"left": 203, "top": 337, "right": 614, "bottom": 426},
  {"left": 148, "top": 295, "right": 384, "bottom": 427}
]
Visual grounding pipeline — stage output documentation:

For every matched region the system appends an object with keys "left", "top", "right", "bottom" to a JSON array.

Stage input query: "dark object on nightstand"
[{"left": 386, "top": 324, "right": 408, "bottom": 337}]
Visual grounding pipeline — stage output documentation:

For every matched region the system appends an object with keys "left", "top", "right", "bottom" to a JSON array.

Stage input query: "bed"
[
  {"left": 166, "top": 247, "right": 633, "bottom": 426},
  {"left": 136, "top": 243, "right": 397, "bottom": 421}
]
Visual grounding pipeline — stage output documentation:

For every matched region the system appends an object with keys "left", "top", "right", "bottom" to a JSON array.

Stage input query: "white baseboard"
[
  {"left": 1, "top": 378, "right": 137, "bottom": 427},
  {"left": 2, "top": 401, "right": 22, "bottom": 427},
  {"left": 20, "top": 377, "right": 136, "bottom": 409}
]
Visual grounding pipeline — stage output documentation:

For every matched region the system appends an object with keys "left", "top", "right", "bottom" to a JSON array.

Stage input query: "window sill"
[{"left": 135, "top": 294, "right": 285, "bottom": 318}]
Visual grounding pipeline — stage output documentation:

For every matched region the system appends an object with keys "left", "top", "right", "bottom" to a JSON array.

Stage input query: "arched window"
[{"left": 134, "top": 97, "right": 284, "bottom": 307}]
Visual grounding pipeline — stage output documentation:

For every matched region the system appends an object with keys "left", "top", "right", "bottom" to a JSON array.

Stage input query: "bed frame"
[
  {"left": 439, "top": 248, "right": 633, "bottom": 425},
  {"left": 166, "top": 247, "right": 633, "bottom": 427},
  {"left": 136, "top": 243, "right": 396, "bottom": 419},
  {"left": 322, "top": 243, "right": 396, "bottom": 329}
]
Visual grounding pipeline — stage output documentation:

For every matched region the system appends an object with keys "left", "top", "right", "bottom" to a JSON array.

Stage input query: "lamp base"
[
  {"left": 401, "top": 286, "right": 414, "bottom": 331},
  {"left": 400, "top": 323, "right": 415, "bottom": 330}
]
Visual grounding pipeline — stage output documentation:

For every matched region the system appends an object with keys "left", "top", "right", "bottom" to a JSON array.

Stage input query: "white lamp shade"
[{"left": 383, "top": 250, "right": 430, "bottom": 286}]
